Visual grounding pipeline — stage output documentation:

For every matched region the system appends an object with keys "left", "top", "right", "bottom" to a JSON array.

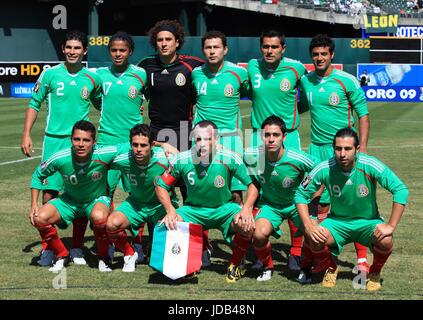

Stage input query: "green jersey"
[
  {"left": 111, "top": 146, "right": 175, "bottom": 204},
  {"left": 31, "top": 145, "right": 120, "bottom": 203},
  {"left": 248, "top": 57, "right": 307, "bottom": 130},
  {"left": 192, "top": 61, "right": 248, "bottom": 133},
  {"left": 299, "top": 68, "right": 368, "bottom": 145},
  {"left": 245, "top": 146, "right": 316, "bottom": 207},
  {"left": 95, "top": 64, "right": 147, "bottom": 145},
  {"left": 29, "top": 64, "right": 101, "bottom": 136},
  {"left": 156, "top": 148, "right": 252, "bottom": 208},
  {"left": 295, "top": 153, "right": 409, "bottom": 220}
]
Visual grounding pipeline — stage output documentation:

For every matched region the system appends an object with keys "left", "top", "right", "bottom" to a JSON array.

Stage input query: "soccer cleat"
[
  {"left": 366, "top": 273, "right": 382, "bottom": 291},
  {"left": 48, "top": 257, "right": 68, "bottom": 273},
  {"left": 297, "top": 269, "right": 312, "bottom": 284},
  {"left": 122, "top": 252, "right": 138, "bottom": 273},
  {"left": 226, "top": 263, "right": 246, "bottom": 283},
  {"left": 251, "top": 259, "right": 264, "bottom": 270},
  {"left": 69, "top": 248, "right": 87, "bottom": 265},
  {"left": 108, "top": 243, "right": 115, "bottom": 262},
  {"left": 38, "top": 249, "right": 55, "bottom": 267},
  {"left": 322, "top": 266, "right": 339, "bottom": 288},
  {"left": 256, "top": 268, "right": 273, "bottom": 282},
  {"left": 201, "top": 248, "right": 212, "bottom": 268},
  {"left": 133, "top": 243, "right": 145, "bottom": 264},
  {"left": 98, "top": 257, "right": 113, "bottom": 272},
  {"left": 288, "top": 254, "right": 302, "bottom": 272}
]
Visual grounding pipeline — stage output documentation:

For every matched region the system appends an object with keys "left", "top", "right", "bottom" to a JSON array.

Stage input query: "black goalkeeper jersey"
[{"left": 139, "top": 54, "right": 204, "bottom": 130}]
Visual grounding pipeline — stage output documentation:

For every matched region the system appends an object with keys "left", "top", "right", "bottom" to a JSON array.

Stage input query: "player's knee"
[
  {"left": 90, "top": 210, "right": 109, "bottom": 224},
  {"left": 374, "top": 236, "right": 393, "bottom": 252}
]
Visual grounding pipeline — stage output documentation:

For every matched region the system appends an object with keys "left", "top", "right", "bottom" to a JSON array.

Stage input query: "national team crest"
[
  {"left": 91, "top": 171, "right": 102, "bottom": 181},
  {"left": 357, "top": 184, "right": 369, "bottom": 197},
  {"left": 282, "top": 177, "right": 294, "bottom": 188},
  {"left": 280, "top": 78, "right": 291, "bottom": 91},
  {"left": 175, "top": 73, "right": 186, "bottom": 86},
  {"left": 224, "top": 84, "right": 234, "bottom": 97},
  {"left": 171, "top": 243, "right": 182, "bottom": 255},
  {"left": 81, "top": 86, "right": 89, "bottom": 99},
  {"left": 214, "top": 175, "right": 225, "bottom": 188},
  {"left": 329, "top": 92, "right": 340, "bottom": 106},
  {"left": 128, "top": 85, "right": 138, "bottom": 98}
]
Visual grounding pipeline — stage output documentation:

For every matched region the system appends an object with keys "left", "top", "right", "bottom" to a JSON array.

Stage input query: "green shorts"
[
  {"left": 308, "top": 142, "right": 334, "bottom": 204},
  {"left": 40, "top": 135, "right": 72, "bottom": 192},
  {"left": 320, "top": 216, "right": 385, "bottom": 256},
  {"left": 249, "top": 129, "right": 301, "bottom": 150},
  {"left": 219, "top": 133, "right": 247, "bottom": 192},
  {"left": 49, "top": 193, "right": 112, "bottom": 229},
  {"left": 176, "top": 202, "right": 242, "bottom": 243},
  {"left": 116, "top": 198, "right": 179, "bottom": 236},
  {"left": 255, "top": 202, "right": 302, "bottom": 239}
]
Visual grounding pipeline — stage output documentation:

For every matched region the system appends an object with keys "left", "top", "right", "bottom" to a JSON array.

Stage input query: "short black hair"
[
  {"left": 72, "top": 120, "right": 96, "bottom": 139},
  {"left": 261, "top": 115, "right": 287, "bottom": 134},
  {"left": 309, "top": 34, "right": 335, "bottom": 54},
  {"left": 108, "top": 31, "right": 135, "bottom": 53},
  {"left": 130, "top": 124, "right": 154, "bottom": 146},
  {"left": 260, "top": 30, "right": 285, "bottom": 46},
  {"left": 62, "top": 30, "right": 88, "bottom": 49},
  {"left": 333, "top": 128, "right": 359, "bottom": 148},
  {"left": 202, "top": 30, "right": 227, "bottom": 49}
]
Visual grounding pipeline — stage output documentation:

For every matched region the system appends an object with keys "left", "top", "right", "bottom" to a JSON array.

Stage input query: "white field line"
[
  {"left": 0, "top": 146, "right": 42, "bottom": 150},
  {"left": 0, "top": 156, "right": 41, "bottom": 166}
]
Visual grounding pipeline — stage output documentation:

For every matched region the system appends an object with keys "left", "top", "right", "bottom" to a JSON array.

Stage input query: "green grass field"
[{"left": 0, "top": 98, "right": 422, "bottom": 300}]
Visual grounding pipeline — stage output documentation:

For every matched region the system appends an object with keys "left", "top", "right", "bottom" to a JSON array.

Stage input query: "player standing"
[
  {"left": 192, "top": 30, "right": 249, "bottom": 204},
  {"left": 247, "top": 30, "right": 307, "bottom": 270},
  {"left": 299, "top": 34, "right": 370, "bottom": 272},
  {"left": 21, "top": 30, "right": 101, "bottom": 267}
]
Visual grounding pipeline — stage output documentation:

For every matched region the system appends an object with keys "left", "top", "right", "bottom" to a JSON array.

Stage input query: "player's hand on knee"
[
  {"left": 160, "top": 210, "right": 179, "bottom": 230},
  {"left": 306, "top": 225, "right": 327, "bottom": 245},
  {"left": 373, "top": 223, "right": 394, "bottom": 242},
  {"left": 29, "top": 205, "right": 39, "bottom": 226}
]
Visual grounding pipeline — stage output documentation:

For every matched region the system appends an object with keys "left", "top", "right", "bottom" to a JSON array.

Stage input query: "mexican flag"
[{"left": 150, "top": 222, "right": 203, "bottom": 280}]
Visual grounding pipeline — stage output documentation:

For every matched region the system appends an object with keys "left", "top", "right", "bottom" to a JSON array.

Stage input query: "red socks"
[
  {"left": 300, "top": 241, "right": 314, "bottom": 270},
  {"left": 108, "top": 228, "right": 134, "bottom": 256},
  {"left": 370, "top": 245, "right": 393, "bottom": 274},
  {"left": 313, "top": 246, "right": 337, "bottom": 270},
  {"left": 288, "top": 219, "right": 303, "bottom": 257},
  {"left": 354, "top": 242, "right": 368, "bottom": 261},
  {"left": 93, "top": 220, "right": 109, "bottom": 258},
  {"left": 72, "top": 217, "right": 88, "bottom": 249},
  {"left": 230, "top": 233, "right": 251, "bottom": 266},
  {"left": 254, "top": 242, "right": 274, "bottom": 269},
  {"left": 37, "top": 224, "right": 68, "bottom": 257},
  {"left": 133, "top": 224, "right": 145, "bottom": 245}
]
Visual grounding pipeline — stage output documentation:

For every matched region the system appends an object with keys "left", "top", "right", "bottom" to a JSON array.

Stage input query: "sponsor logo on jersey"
[
  {"left": 214, "top": 175, "right": 225, "bottom": 188},
  {"left": 282, "top": 177, "right": 294, "bottom": 188},
  {"left": 280, "top": 78, "right": 291, "bottom": 91},
  {"left": 81, "top": 86, "right": 89, "bottom": 99},
  {"left": 358, "top": 184, "right": 369, "bottom": 197},
  {"left": 91, "top": 171, "right": 102, "bottom": 181},
  {"left": 175, "top": 73, "right": 186, "bottom": 86},
  {"left": 271, "top": 170, "right": 279, "bottom": 177},
  {"left": 329, "top": 92, "right": 340, "bottom": 106},
  {"left": 301, "top": 174, "right": 312, "bottom": 189},
  {"left": 161, "top": 69, "right": 169, "bottom": 75},
  {"left": 69, "top": 80, "right": 76, "bottom": 86},
  {"left": 128, "top": 85, "right": 138, "bottom": 99},
  {"left": 224, "top": 84, "right": 234, "bottom": 97},
  {"left": 171, "top": 243, "right": 181, "bottom": 255}
]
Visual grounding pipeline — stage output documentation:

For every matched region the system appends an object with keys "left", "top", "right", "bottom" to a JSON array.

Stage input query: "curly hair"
[{"left": 148, "top": 19, "right": 185, "bottom": 51}]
